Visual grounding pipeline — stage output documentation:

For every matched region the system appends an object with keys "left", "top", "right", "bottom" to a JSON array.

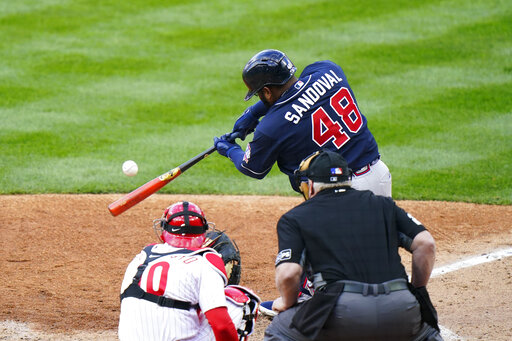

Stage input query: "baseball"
[{"left": 122, "top": 160, "right": 138, "bottom": 177}]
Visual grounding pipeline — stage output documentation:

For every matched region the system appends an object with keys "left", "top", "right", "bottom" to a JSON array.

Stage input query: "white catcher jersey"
[{"left": 118, "top": 243, "right": 228, "bottom": 341}]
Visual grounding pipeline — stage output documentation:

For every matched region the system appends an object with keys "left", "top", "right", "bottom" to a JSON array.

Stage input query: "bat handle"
[{"left": 180, "top": 145, "right": 217, "bottom": 172}]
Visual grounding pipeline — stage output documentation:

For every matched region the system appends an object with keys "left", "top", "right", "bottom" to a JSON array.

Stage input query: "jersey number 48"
[{"left": 311, "top": 87, "right": 363, "bottom": 148}]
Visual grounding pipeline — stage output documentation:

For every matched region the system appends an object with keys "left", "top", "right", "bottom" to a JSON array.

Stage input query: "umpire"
[{"left": 264, "top": 150, "right": 443, "bottom": 341}]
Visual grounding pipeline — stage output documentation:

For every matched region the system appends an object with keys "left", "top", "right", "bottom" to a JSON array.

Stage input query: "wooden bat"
[{"left": 108, "top": 146, "right": 217, "bottom": 216}]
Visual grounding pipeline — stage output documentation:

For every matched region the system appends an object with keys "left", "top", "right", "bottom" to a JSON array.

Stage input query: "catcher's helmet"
[
  {"left": 154, "top": 201, "right": 209, "bottom": 248},
  {"left": 242, "top": 49, "right": 297, "bottom": 101}
]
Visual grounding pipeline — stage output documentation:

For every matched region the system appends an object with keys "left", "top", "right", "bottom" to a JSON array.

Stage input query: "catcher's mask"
[
  {"left": 153, "top": 201, "right": 209, "bottom": 248},
  {"left": 293, "top": 150, "right": 351, "bottom": 200}
]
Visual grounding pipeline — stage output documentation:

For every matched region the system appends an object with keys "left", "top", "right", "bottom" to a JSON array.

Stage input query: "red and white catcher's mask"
[{"left": 153, "top": 201, "right": 208, "bottom": 248}]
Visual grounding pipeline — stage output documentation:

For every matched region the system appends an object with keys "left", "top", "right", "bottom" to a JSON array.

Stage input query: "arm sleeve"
[
  {"left": 248, "top": 100, "right": 268, "bottom": 118},
  {"left": 228, "top": 130, "right": 279, "bottom": 179},
  {"left": 205, "top": 307, "right": 239, "bottom": 341}
]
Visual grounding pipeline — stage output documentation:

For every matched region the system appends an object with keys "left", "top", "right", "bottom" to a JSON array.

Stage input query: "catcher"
[{"left": 118, "top": 201, "right": 259, "bottom": 341}]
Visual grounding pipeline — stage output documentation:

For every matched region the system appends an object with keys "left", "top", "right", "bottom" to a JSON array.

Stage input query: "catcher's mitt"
[{"left": 203, "top": 230, "right": 242, "bottom": 285}]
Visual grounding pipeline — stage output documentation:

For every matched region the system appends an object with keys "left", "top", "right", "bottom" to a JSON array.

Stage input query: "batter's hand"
[{"left": 214, "top": 135, "right": 240, "bottom": 158}]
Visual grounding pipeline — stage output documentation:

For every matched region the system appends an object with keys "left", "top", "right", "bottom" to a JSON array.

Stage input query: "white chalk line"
[
  {"left": 429, "top": 247, "right": 512, "bottom": 341},
  {"left": 440, "top": 325, "right": 465, "bottom": 341},
  {"left": 432, "top": 247, "right": 512, "bottom": 278}
]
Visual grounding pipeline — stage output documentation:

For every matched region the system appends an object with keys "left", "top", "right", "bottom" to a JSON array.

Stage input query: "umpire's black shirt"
[{"left": 275, "top": 187, "right": 426, "bottom": 284}]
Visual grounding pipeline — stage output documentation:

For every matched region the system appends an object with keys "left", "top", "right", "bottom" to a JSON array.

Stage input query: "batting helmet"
[
  {"left": 153, "top": 201, "right": 209, "bottom": 248},
  {"left": 242, "top": 49, "right": 297, "bottom": 101}
]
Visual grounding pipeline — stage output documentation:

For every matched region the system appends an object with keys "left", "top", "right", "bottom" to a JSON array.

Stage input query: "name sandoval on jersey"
[{"left": 284, "top": 69, "right": 343, "bottom": 124}]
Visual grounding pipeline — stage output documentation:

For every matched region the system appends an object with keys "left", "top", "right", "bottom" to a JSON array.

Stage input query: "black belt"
[
  {"left": 341, "top": 279, "right": 408, "bottom": 296},
  {"left": 121, "top": 283, "right": 199, "bottom": 310}
]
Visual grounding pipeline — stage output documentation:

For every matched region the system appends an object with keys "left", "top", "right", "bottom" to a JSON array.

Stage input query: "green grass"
[{"left": 0, "top": 0, "right": 511, "bottom": 204}]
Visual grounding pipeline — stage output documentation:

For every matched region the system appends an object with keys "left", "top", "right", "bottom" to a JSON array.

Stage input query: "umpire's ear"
[{"left": 308, "top": 179, "right": 316, "bottom": 199}]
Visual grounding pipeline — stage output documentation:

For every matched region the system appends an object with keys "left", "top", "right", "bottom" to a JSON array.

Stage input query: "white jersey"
[{"left": 118, "top": 243, "right": 228, "bottom": 341}]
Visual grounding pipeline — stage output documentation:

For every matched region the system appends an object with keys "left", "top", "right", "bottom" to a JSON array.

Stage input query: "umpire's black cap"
[{"left": 305, "top": 150, "right": 351, "bottom": 183}]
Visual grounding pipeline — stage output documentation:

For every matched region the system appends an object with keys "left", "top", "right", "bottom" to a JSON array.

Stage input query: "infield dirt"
[{"left": 1, "top": 194, "right": 511, "bottom": 340}]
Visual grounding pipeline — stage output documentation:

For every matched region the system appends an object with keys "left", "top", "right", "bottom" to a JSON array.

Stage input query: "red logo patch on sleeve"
[{"left": 243, "top": 144, "right": 251, "bottom": 163}]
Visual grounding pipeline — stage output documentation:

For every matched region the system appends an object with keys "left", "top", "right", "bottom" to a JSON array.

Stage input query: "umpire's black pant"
[{"left": 264, "top": 281, "right": 441, "bottom": 341}]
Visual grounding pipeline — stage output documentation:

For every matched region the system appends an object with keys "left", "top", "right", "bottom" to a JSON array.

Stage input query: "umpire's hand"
[{"left": 271, "top": 297, "right": 288, "bottom": 313}]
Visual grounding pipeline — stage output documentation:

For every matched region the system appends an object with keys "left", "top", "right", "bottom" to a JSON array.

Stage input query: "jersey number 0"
[{"left": 311, "top": 87, "right": 363, "bottom": 148}]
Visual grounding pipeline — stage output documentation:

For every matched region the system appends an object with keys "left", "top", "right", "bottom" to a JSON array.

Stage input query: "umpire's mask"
[
  {"left": 293, "top": 151, "right": 321, "bottom": 200},
  {"left": 294, "top": 150, "right": 352, "bottom": 200}
]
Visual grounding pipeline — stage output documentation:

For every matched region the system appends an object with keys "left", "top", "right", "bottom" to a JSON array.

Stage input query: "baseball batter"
[
  {"left": 118, "top": 201, "right": 244, "bottom": 341},
  {"left": 214, "top": 49, "right": 391, "bottom": 197}
]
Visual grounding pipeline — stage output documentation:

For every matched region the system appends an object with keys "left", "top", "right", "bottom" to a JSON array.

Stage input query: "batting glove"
[{"left": 214, "top": 136, "right": 241, "bottom": 158}]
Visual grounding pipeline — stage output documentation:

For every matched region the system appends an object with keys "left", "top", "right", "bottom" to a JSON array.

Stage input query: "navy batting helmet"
[{"left": 242, "top": 49, "right": 297, "bottom": 101}]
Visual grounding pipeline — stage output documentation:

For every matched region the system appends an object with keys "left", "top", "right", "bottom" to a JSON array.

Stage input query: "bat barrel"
[
  {"left": 108, "top": 145, "right": 217, "bottom": 217},
  {"left": 108, "top": 170, "right": 180, "bottom": 216}
]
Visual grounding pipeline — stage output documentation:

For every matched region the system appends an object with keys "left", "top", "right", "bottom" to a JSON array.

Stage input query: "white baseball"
[{"left": 122, "top": 160, "right": 138, "bottom": 177}]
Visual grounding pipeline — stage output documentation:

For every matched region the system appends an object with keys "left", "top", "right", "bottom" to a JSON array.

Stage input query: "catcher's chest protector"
[{"left": 120, "top": 245, "right": 226, "bottom": 308}]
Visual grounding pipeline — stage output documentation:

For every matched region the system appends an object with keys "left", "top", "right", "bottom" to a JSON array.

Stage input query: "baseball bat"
[{"left": 108, "top": 146, "right": 217, "bottom": 216}]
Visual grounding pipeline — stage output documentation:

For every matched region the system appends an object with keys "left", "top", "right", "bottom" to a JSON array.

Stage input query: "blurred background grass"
[{"left": 0, "top": 0, "right": 510, "bottom": 204}]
